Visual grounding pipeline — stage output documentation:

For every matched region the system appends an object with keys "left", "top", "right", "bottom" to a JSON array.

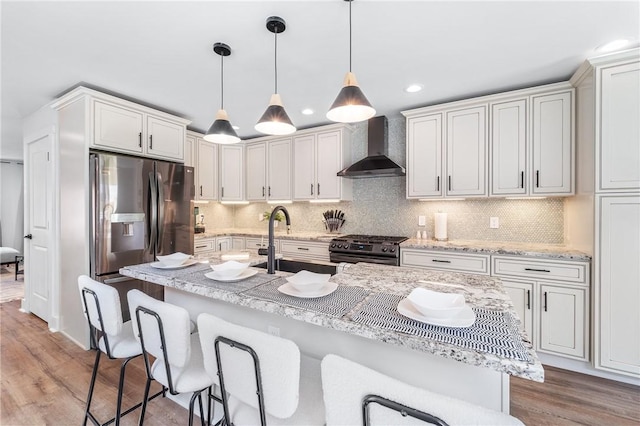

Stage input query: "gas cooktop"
[{"left": 334, "top": 234, "right": 409, "bottom": 244}]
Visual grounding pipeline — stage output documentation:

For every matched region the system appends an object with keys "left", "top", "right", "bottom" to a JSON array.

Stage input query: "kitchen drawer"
[
  {"left": 492, "top": 256, "right": 588, "bottom": 285},
  {"left": 194, "top": 238, "right": 215, "bottom": 253},
  {"left": 400, "top": 249, "right": 490, "bottom": 275},
  {"left": 280, "top": 240, "right": 330, "bottom": 262},
  {"left": 245, "top": 237, "right": 279, "bottom": 252}
]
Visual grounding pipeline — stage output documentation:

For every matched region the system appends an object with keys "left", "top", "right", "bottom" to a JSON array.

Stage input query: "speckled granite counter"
[
  {"left": 402, "top": 238, "right": 590, "bottom": 261},
  {"left": 121, "top": 258, "right": 543, "bottom": 383},
  {"left": 195, "top": 228, "right": 342, "bottom": 242}
]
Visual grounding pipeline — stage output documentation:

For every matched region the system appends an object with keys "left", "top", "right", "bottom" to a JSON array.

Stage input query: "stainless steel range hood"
[{"left": 337, "top": 116, "right": 406, "bottom": 178}]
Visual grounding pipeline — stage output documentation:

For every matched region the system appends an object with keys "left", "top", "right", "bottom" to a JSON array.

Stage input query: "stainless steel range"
[{"left": 329, "top": 234, "right": 408, "bottom": 266}]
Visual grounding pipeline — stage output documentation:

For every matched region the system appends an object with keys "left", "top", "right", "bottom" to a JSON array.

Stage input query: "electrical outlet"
[
  {"left": 267, "top": 325, "right": 280, "bottom": 337},
  {"left": 418, "top": 215, "right": 426, "bottom": 226},
  {"left": 490, "top": 217, "right": 500, "bottom": 229}
]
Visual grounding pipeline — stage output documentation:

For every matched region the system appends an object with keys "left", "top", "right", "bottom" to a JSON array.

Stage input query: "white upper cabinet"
[
  {"left": 184, "top": 134, "right": 196, "bottom": 168},
  {"left": 267, "top": 138, "right": 292, "bottom": 201},
  {"left": 490, "top": 99, "right": 527, "bottom": 196},
  {"left": 598, "top": 61, "right": 640, "bottom": 191},
  {"left": 403, "top": 82, "right": 574, "bottom": 199},
  {"left": 531, "top": 90, "right": 573, "bottom": 195},
  {"left": 292, "top": 126, "right": 352, "bottom": 201},
  {"left": 91, "top": 92, "right": 188, "bottom": 162},
  {"left": 446, "top": 106, "right": 487, "bottom": 197},
  {"left": 246, "top": 142, "right": 267, "bottom": 201},
  {"left": 219, "top": 145, "right": 244, "bottom": 201},
  {"left": 406, "top": 114, "right": 443, "bottom": 198},
  {"left": 196, "top": 138, "right": 218, "bottom": 200}
]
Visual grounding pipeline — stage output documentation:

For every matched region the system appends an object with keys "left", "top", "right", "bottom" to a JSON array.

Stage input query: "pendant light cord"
[
  {"left": 274, "top": 29, "right": 278, "bottom": 94},
  {"left": 349, "top": 0, "right": 352, "bottom": 72},
  {"left": 220, "top": 54, "right": 224, "bottom": 109}
]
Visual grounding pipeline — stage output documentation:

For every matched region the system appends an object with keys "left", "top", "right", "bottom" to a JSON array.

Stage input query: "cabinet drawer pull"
[
  {"left": 524, "top": 268, "right": 550, "bottom": 273},
  {"left": 543, "top": 291, "right": 548, "bottom": 312},
  {"left": 149, "top": 134, "right": 153, "bottom": 149},
  {"left": 526, "top": 289, "right": 531, "bottom": 310},
  {"left": 520, "top": 171, "right": 524, "bottom": 189},
  {"left": 255, "top": 243, "right": 262, "bottom": 247},
  {"left": 535, "top": 170, "right": 540, "bottom": 188},
  {"left": 139, "top": 132, "right": 142, "bottom": 148},
  {"left": 195, "top": 245, "right": 207, "bottom": 249},
  {"left": 311, "top": 183, "right": 314, "bottom": 195},
  {"left": 432, "top": 259, "right": 451, "bottom": 264},
  {"left": 297, "top": 247, "right": 309, "bottom": 251}
]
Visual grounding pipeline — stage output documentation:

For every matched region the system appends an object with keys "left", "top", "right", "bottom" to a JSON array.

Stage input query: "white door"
[
  {"left": 246, "top": 143, "right": 267, "bottom": 201},
  {"left": 316, "top": 130, "right": 342, "bottom": 200},
  {"left": 25, "top": 130, "right": 53, "bottom": 322},
  {"left": 147, "top": 116, "right": 184, "bottom": 161},
  {"left": 539, "top": 284, "right": 586, "bottom": 359},
  {"left": 219, "top": 145, "right": 244, "bottom": 201},
  {"left": 406, "top": 114, "right": 443, "bottom": 198},
  {"left": 267, "top": 138, "right": 292, "bottom": 201},
  {"left": 293, "top": 134, "right": 316, "bottom": 200},
  {"left": 490, "top": 99, "right": 527, "bottom": 196},
  {"left": 446, "top": 106, "right": 487, "bottom": 197}
]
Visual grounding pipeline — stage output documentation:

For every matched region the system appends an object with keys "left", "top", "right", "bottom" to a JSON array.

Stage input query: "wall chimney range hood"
[{"left": 337, "top": 115, "right": 406, "bottom": 178}]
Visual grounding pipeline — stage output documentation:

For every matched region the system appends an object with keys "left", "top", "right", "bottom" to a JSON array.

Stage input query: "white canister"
[{"left": 434, "top": 212, "right": 448, "bottom": 241}]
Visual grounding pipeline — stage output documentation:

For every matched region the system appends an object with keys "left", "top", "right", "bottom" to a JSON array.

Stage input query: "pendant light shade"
[
  {"left": 255, "top": 16, "right": 296, "bottom": 136},
  {"left": 327, "top": 0, "right": 376, "bottom": 123},
  {"left": 204, "top": 42, "right": 240, "bottom": 144}
]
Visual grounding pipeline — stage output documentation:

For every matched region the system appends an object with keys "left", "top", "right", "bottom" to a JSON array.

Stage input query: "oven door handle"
[{"left": 330, "top": 253, "right": 399, "bottom": 265}]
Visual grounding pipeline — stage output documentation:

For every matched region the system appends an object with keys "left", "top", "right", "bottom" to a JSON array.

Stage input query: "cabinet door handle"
[
  {"left": 149, "top": 134, "right": 153, "bottom": 149},
  {"left": 524, "top": 268, "right": 550, "bottom": 273},
  {"left": 520, "top": 171, "right": 524, "bottom": 189},
  {"left": 297, "top": 247, "right": 309, "bottom": 251},
  {"left": 139, "top": 132, "right": 142, "bottom": 148},
  {"left": 432, "top": 259, "right": 451, "bottom": 264},
  {"left": 526, "top": 289, "right": 531, "bottom": 310},
  {"left": 221, "top": 187, "right": 224, "bottom": 197},
  {"left": 543, "top": 291, "right": 548, "bottom": 312},
  {"left": 437, "top": 176, "right": 440, "bottom": 191},
  {"left": 218, "top": 243, "right": 222, "bottom": 251},
  {"left": 262, "top": 186, "right": 265, "bottom": 197},
  {"left": 535, "top": 170, "right": 540, "bottom": 188},
  {"left": 200, "top": 185, "right": 203, "bottom": 196},
  {"left": 317, "top": 183, "right": 320, "bottom": 195},
  {"left": 268, "top": 186, "right": 271, "bottom": 197},
  {"left": 448, "top": 175, "right": 452, "bottom": 191},
  {"left": 195, "top": 245, "right": 207, "bottom": 249},
  {"left": 311, "top": 183, "right": 314, "bottom": 195}
]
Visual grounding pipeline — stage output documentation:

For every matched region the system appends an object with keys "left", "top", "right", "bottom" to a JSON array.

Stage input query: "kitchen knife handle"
[
  {"left": 448, "top": 175, "right": 451, "bottom": 191},
  {"left": 526, "top": 289, "right": 531, "bottom": 310},
  {"left": 543, "top": 291, "right": 548, "bottom": 312},
  {"left": 520, "top": 171, "right": 524, "bottom": 188},
  {"left": 262, "top": 186, "right": 265, "bottom": 197},
  {"left": 149, "top": 134, "right": 153, "bottom": 150},
  {"left": 536, "top": 170, "right": 540, "bottom": 188},
  {"left": 139, "top": 132, "right": 142, "bottom": 148},
  {"left": 311, "top": 183, "right": 314, "bottom": 195},
  {"left": 437, "top": 176, "right": 440, "bottom": 191}
]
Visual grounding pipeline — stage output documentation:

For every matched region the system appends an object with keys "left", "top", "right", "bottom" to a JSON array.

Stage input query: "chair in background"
[
  {"left": 127, "top": 290, "right": 218, "bottom": 426},
  {"left": 77, "top": 275, "right": 162, "bottom": 426},
  {"left": 0, "top": 247, "right": 22, "bottom": 280},
  {"left": 197, "top": 312, "right": 325, "bottom": 426},
  {"left": 321, "top": 354, "right": 524, "bottom": 426}
]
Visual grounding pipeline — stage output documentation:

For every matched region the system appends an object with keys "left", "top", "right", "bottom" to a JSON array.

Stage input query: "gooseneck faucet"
[{"left": 267, "top": 205, "right": 291, "bottom": 274}]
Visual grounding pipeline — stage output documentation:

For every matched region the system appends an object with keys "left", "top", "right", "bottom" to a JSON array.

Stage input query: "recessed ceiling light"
[
  {"left": 596, "top": 39, "right": 631, "bottom": 52},
  {"left": 302, "top": 108, "right": 314, "bottom": 115},
  {"left": 232, "top": 125, "right": 239, "bottom": 130},
  {"left": 405, "top": 84, "right": 423, "bottom": 93}
]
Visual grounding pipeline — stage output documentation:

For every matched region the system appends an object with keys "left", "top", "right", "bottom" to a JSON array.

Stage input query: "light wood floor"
[{"left": 2, "top": 299, "right": 639, "bottom": 425}]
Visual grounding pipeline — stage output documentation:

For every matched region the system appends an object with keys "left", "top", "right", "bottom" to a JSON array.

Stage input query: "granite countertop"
[
  {"left": 402, "top": 238, "right": 591, "bottom": 262},
  {"left": 195, "top": 228, "right": 341, "bottom": 242},
  {"left": 121, "top": 257, "right": 543, "bottom": 382}
]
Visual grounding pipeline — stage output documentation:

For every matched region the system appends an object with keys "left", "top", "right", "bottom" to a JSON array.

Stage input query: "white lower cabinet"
[
  {"left": 215, "top": 237, "right": 231, "bottom": 252},
  {"left": 245, "top": 237, "right": 279, "bottom": 253},
  {"left": 400, "top": 249, "right": 490, "bottom": 275},
  {"left": 279, "top": 240, "right": 330, "bottom": 262},
  {"left": 232, "top": 237, "right": 245, "bottom": 250},
  {"left": 493, "top": 255, "right": 589, "bottom": 361}
]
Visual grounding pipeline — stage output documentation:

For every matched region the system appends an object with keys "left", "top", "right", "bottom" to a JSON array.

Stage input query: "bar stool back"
[
  {"left": 321, "top": 354, "right": 524, "bottom": 426},
  {"left": 127, "top": 290, "right": 217, "bottom": 426},
  {"left": 197, "top": 313, "right": 325, "bottom": 425},
  {"left": 77, "top": 275, "right": 153, "bottom": 426}
]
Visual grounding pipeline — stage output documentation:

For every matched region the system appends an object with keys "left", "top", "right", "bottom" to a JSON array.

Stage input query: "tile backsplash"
[{"left": 197, "top": 115, "right": 565, "bottom": 244}]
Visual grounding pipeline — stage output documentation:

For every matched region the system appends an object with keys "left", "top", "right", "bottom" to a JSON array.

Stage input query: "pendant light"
[
  {"left": 204, "top": 42, "right": 240, "bottom": 144},
  {"left": 327, "top": 0, "right": 376, "bottom": 123},
  {"left": 255, "top": 16, "right": 296, "bottom": 136}
]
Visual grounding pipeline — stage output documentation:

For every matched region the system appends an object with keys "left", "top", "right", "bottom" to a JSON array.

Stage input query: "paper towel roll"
[{"left": 434, "top": 212, "right": 448, "bottom": 241}]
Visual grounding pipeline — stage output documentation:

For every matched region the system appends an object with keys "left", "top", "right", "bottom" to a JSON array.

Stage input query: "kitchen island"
[{"left": 121, "top": 252, "right": 543, "bottom": 413}]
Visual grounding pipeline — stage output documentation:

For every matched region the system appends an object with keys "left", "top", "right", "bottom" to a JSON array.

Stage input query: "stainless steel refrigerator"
[{"left": 89, "top": 152, "right": 194, "bottom": 317}]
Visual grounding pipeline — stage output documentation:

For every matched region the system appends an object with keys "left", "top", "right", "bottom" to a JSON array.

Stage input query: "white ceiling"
[{"left": 2, "top": 1, "right": 639, "bottom": 155}]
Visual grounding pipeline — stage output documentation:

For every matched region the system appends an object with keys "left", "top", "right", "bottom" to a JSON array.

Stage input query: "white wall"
[{"left": 0, "top": 161, "right": 24, "bottom": 252}]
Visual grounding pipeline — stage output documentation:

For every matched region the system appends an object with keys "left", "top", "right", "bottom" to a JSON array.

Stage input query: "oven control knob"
[
  {"left": 336, "top": 244, "right": 342, "bottom": 248},
  {"left": 382, "top": 247, "right": 388, "bottom": 252},
  {"left": 330, "top": 243, "right": 336, "bottom": 248},
  {"left": 390, "top": 248, "right": 396, "bottom": 253}
]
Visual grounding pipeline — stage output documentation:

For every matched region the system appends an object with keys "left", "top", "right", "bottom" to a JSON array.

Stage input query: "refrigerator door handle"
[
  {"left": 148, "top": 172, "right": 158, "bottom": 252},
  {"left": 156, "top": 171, "right": 165, "bottom": 253}
]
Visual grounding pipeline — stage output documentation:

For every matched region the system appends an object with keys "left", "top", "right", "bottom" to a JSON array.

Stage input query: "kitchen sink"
[{"left": 254, "top": 259, "right": 337, "bottom": 275}]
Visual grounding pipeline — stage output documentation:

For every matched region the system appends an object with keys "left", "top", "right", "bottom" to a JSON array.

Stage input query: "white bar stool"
[
  {"left": 127, "top": 290, "right": 219, "bottom": 426},
  {"left": 197, "top": 313, "right": 325, "bottom": 425},
  {"left": 321, "top": 354, "right": 524, "bottom": 426},
  {"left": 77, "top": 275, "right": 163, "bottom": 426}
]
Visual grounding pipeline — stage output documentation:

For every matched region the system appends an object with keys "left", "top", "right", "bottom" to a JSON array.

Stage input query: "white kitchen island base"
[{"left": 165, "top": 287, "right": 511, "bottom": 413}]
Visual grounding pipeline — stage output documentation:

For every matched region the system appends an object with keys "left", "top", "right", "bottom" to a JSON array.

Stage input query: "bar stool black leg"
[
  {"left": 138, "top": 377, "right": 152, "bottom": 426},
  {"left": 114, "top": 356, "right": 135, "bottom": 426},
  {"left": 84, "top": 349, "right": 102, "bottom": 426}
]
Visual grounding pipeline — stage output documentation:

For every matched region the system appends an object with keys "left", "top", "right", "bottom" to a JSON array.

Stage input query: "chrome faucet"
[{"left": 267, "top": 205, "right": 291, "bottom": 274}]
